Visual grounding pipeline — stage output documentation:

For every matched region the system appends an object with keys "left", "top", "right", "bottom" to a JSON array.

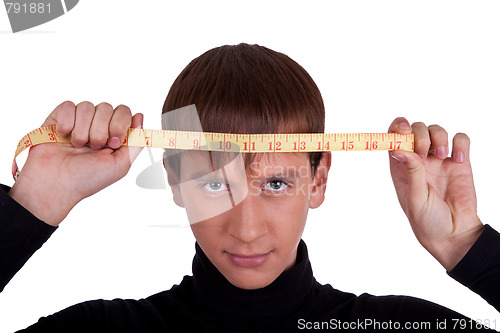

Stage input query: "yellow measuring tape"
[{"left": 13, "top": 125, "right": 414, "bottom": 179}]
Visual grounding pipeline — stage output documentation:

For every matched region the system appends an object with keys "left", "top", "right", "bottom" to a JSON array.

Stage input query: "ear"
[
  {"left": 309, "top": 152, "right": 331, "bottom": 209},
  {"left": 163, "top": 155, "right": 185, "bottom": 208}
]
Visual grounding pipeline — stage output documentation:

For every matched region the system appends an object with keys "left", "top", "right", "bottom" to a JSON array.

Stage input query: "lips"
[{"left": 226, "top": 251, "right": 271, "bottom": 267}]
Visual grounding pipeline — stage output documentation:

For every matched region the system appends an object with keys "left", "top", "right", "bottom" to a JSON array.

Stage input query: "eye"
[
  {"left": 203, "top": 181, "right": 228, "bottom": 193},
  {"left": 263, "top": 180, "right": 288, "bottom": 192}
]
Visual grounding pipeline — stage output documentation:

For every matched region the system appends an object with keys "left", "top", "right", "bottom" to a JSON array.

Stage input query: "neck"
[{"left": 190, "top": 240, "right": 314, "bottom": 328}]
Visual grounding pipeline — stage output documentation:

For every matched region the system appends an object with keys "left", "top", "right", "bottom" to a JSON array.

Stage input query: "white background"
[{"left": 1, "top": 0, "right": 499, "bottom": 331}]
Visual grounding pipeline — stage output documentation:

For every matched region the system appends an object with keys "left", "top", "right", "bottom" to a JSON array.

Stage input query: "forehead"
[{"left": 179, "top": 151, "right": 311, "bottom": 179}]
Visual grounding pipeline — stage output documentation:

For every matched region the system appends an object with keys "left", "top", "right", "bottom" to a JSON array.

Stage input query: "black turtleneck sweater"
[{"left": 1, "top": 185, "right": 499, "bottom": 332}]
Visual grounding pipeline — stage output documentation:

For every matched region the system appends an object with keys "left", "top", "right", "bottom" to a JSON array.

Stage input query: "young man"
[{"left": 1, "top": 43, "right": 499, "bottom": 332}]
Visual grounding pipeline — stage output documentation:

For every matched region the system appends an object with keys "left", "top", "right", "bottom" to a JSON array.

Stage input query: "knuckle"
[
  {"left": 429, "top": 124, "right": 446, "bottom": 132},
  {"left": 415, "top": 135, "right": 431, "bottom": 148},
  {"left": 77, "top": 101, "right": 95, "bottom": 113},
  {"left": 96, "top": 102, "right": 113, "bottom": 112},
  {"left": 115, "top": 104, "right": 131, "bottom": 112},
  {"left": 415, "top": 141, "right": 430, "bottom": 151},
  {"left": 390, "top": 116, "right": 407, "bottom": 127},
  {"left": 71, "top": 133, "right": 88, "bottom": 146},
  {"left": 111, "top": 117, "right": 130, "bottom": 130},
  {"left": 77, "top": 101, "right": 95, "bottom": 108},
  {"left": 56, "top": 101, "right": 76, "bottom": 123},
  {"left": 89, "top": 126, "right": 109, "bottom": 144},
  {"left": 89, "top": 136, "right": 107, "bottom": 147},
  {"left": 97, "top": 101, "right": 112, "bottom": 108},
  {"left": 437, "top": 130, "right": 448, "bottom": 139},
  {"left": 60, "top": 100, "right": 76, "bottom": 110},
  {"left": 58, "top": 122, "right": 74, "bottom": 134},
  {"left": 114, "top": 105, "right": 132, "bottom": 120},
  {"left": 110, "top": 108, "right": 133, "bottom": 134},
  {"left": 428, "top": 124, "right": 448, "bottom": 138},
  {"left": 455, "top": 132, "right": 470, "bottom": 143}
]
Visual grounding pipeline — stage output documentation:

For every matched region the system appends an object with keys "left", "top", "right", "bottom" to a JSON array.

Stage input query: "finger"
[
  {"left": 71, "top": 102, "right": 96, "bottom": 148},
  {"left": 112, "top": 113, "right": 144, "bottom": 177},
  {"left": 412, "top": 122, "right": 430, "bottom": 159},
  {"left": 390, "top": 150, "right": 428, "bottom": 210},
  {"left": 41, "top": 101, "right": 76, "bottom": 138},
  {"left": 127, "top": 113, "right": 144, "bottom": 161},
  {"left": 388, "top": 117, "right": 412, "bottom": 134},
  {"left": 428, "top": 124, "right": 449, "bottom": 160},
  {"left": 108, "top": 105, "right": 132, "bottom": 149},
  {"left": 451, "top": 133, "right": 470, "bottom": 163},
  {"left": 89, "top": 102, "right": 114, "bottom": 150},
  {"left": 131, "top": 112, "right": 143, "bottom": 129}
]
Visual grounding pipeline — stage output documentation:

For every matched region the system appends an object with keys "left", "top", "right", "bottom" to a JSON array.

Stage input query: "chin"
[{"left": 225, "top": 269, "right": 281, "bottom": 290}]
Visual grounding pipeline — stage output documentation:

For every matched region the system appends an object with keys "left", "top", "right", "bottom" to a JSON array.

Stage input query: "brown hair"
[{"left": 162, "top": 43, "right": 325, "bottom": 177}]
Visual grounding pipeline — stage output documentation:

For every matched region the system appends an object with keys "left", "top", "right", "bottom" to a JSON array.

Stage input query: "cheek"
[
  {"left": 285, "top": 185, "right": 311, "bottom": 228},
  {"left": 190, "top": 218, "right": 227, "bottom": 250},
  {"left": 265, "top": 195, "right": 309, "bottom": 236},
  {"left": 286, "top": 181, "right": 313, "bottom": 211}
]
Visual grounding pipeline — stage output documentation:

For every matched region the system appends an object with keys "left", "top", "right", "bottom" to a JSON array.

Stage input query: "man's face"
[{"left": 169, "top": 151, "right": 330, "bottom": 290}]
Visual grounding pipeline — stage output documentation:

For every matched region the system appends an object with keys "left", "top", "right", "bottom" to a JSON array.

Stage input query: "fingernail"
[
  {"left": 436, "top": 146, "right": 447, "bottom": 159},
  {"left": 398, "top": 122, "right": 411, "bottom": 131},
  {"left": 455, "top": 151, "right": 465, "bottom": 163},
  {"left": 391, "top": 154, "right": 407, "bottom": 163},
  {"left": 108, "top": 137, "right": 121, "bottom": 149},
  {"left": 418, "top": 154, "right": 426, "bottom": 160}
]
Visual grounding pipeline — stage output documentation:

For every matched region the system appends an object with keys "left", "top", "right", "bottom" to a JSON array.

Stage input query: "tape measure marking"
[{"left": 13, "top": 125, "right": 414, "bottom": 180}]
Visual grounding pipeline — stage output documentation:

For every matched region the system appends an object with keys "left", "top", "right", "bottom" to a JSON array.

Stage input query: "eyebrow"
[
  {"left": 185, "top": 170, "right": 223, "bottom": 181},
  {"left": 186, "top": 166, "right": 305, "bottom": 182},
  {"left": 251, "top": 168, "right": 305, "bottom": 181}
]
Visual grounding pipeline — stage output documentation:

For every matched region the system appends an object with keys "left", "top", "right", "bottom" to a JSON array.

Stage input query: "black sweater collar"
[{"left": 191, "top": 240, "right": 314, "bottom": 328}]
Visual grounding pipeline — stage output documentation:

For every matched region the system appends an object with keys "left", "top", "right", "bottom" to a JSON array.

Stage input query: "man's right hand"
[{"left": 8, "top": 101, "right": 143, "bottom": 227}]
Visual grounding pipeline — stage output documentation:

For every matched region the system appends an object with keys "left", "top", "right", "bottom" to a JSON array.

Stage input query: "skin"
[
  {"left": 9, "top": 101, "right": 483, "bottom": 291},
  {"left": 389, "top": 119, "right": 483, "bottom": 271},
  {"left": 168, "top": 151, "right": 330, "bottom": 289},
  {"left": 9, "top": 101, "right": 143, "bottom": 226}
]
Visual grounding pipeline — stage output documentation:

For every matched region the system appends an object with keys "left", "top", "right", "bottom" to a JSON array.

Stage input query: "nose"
[{"left": 227, "top": 194, "right": 268, "bottom": 244}]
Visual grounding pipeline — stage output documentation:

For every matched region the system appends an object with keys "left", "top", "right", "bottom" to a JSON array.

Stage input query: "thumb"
[
  {"left": 390, "top": 150, "right": 428, "bottom": 211},
  {"left": 112, "top": 113, "right": 144, "bottom": 175}
]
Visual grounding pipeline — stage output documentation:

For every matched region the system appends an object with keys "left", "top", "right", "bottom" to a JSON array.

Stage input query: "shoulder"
[
  {"left": 146, "top": 275, "right": 196, "bottom": 314},
  {"left": 21, "top": 282, "right": 198, "bottom": 333},
  {"left": 23, "top": 297, "right": 167, "bottom": 332},
  {"left": 310, "top": 280, "right": 464, "bottom": 322}
]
